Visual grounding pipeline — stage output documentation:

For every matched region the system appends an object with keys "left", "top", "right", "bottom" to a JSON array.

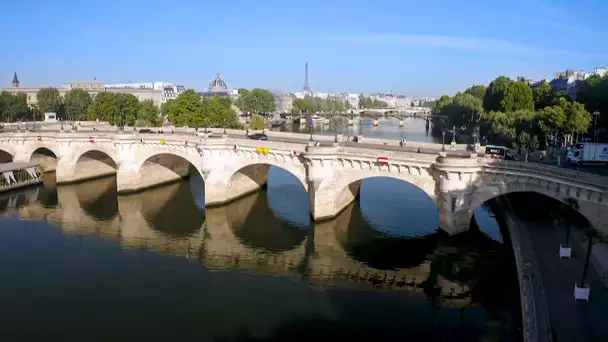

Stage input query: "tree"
[
  {"left": 538, "top": 105, "right": 566, "bottom": 139},
  {"left": 439, "top": 93, "right": 483, "bottom": 130},
  {"left": 563, "top": 101, "right": 592, "bottom": 139},
  {"left": 138, "top": 99, "right": 161, "bottom": 126},
  {"left": 241, "top": 88, "right": 276, "bottom": 113},
  {"left": 0, "top": 92, "right": 30, "bottom": 122},
  {"left": 483, "top": 76, "right": 513, "bottom": 112},
  {"left": 237, "top": 88, "right": 249, "bottom": 95},
  {"left": 204, "top": 96, "right": 239, "bottom": 128},
  {"left": 250, "top": 114, "right": 266, "bottom": 129},
  {"left": 88, "top": 92, "right": 117, "bottom": 123},
  {"left": 533, "top": 83, "right": 554, "bottom": 110},
  {"left": 501, "top": 81, "right": 534, "bottom": 112},
  {"left": 114, "top": 93, "right": 140, "bottom": 127},
  {"left": 464, "top": 85, "right": 487, "bottom": 101},
  {"left": 87, "top": 92, "right": 140, "bottom": 126},
  {"left": 160, "top": 99, "right": 174, "bottom": 120},
  {"left": 63, "top": 89, "right": 92, "bottom": 121},
  {"left": 165, "top": 89, "right": 204, "bottom": 127},
  {"left": 344, "top": 100, "right": 352, "bottom": 110},
  {"left": 36, "top": 87, "right": 63, "bottom": 115},
  {"left": 576, "top": 75, "right": 602, "bottom": 112}
]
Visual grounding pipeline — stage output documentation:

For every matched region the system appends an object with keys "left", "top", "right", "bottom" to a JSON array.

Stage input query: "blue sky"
[{"left": 1, "top": 0, "right": 607, "bottom": 96}]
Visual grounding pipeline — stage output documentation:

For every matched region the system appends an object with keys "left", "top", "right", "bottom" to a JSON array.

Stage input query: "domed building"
[{"left": 198, "top": 72, "right": 238, "bottom": 98}]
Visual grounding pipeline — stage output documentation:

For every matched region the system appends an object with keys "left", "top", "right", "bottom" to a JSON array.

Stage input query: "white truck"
[{"left": 567, "top": 143, "right": 608, "bottom": 165}]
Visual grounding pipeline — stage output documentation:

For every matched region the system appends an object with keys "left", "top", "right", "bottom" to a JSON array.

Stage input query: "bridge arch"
[
  {"left": 314, "top": 170, "right": 437, "bottom": 222},
  {"left": 469, "top": 184, "right": 598, "bottom": 231},
  {"left": 0, "top": 149, "right": 13, "bottom": 163},
  {"left": 74, "top": 149, "right": 118, "bottom": 181},
  {"left": 226, "top": 157, "right": 308, "bottom": 194},
  {"left": 30, "top": 147, "right": 58, "bottom": 172},
  {"left": 127, "top": 152, "right": 202, "bottom": 194}
]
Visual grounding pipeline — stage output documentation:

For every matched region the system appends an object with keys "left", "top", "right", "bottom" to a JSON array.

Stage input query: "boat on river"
[{"left": 0, "top": 162, "right": 42, "bottom": 194}]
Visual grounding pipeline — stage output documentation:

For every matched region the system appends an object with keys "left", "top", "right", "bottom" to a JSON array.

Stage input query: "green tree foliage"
[
  {"left": 439, "top": 93, "right": 483, "bottom": 129},
  {"left": 358, "top": 95, "right": 388, "bottom": 109},
  {"left": 292, "top": 96, "right": 350, "bottom": 113},
  {"left": 433, "top": 95, "right": 452, "bottom": 114},
  {"left": 250, "top": 114, "right": 266, "bottom": 129},
  {"left": 87, "top": 92, "right": 140, "bottom": 126},
  {"left": 439, "top": 72, "right": 596, "bottom": 148},
  {"left": 538, "top": 105, "right": 567, "bottom": 137},
  {"left": 138, "top": 99, "right": 162, "bottom": 126},
  {"left": 36, "top": 87, "right": 63, "bottom": 114},
  {"left": 240, "top": 88, "right": 276, "bottom": 113},
  {"left": 563, "top": 101, "right": 592, "bottom": 136},
  {"left": 501, "top": 81, "right": 534, "bottom": 112},
  {"left": 464, "top": 85, "right": 487, "bottom": 101},
  {"left": 63, "top": 89, "right": 92, "bottom": 121},
  {"left": 533, "top": 83, "right": 554, "bottom": 110},
  {"left": 0, "top": 91, "right": 31, "bottom": 122},
  {"left": 204, "top": 97, "right": 240, "bottom": 128},
  {"left": 162, "top": 90, "right": 239, "bottom": 128},
  {"left": 164, "top": 90, "right": 204, "bottom": 126},
  {"left": 483, "top": 76, "right": 513, "bottom": 112},
  {"left": 576, "top": 75, "right": 608, "bottom": 138}
]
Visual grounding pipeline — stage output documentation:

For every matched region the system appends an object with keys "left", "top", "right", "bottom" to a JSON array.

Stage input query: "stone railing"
[
  {"left": 478, "top": 158, "right": 608, "bottom": 188},
  {"left": 304, "top": 145, "right": 439, "bottom": 163}
]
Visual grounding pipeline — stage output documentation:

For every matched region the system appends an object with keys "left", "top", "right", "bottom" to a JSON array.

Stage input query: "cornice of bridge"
[{"left": 478, "top": 158, "right": 608, "bottom": 191}]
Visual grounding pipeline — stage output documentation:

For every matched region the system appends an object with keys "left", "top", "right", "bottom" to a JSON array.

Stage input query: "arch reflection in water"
[
  {"left": 333, "top": 201, "right": 440, "bottom": 270},
  {"left": 358, "top": 177, "right": 439, "bottom": 236}
]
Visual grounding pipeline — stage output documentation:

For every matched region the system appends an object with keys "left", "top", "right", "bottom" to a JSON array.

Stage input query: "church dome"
[{"left": 209, "top": 72, "right": 228, "bottom": 91}]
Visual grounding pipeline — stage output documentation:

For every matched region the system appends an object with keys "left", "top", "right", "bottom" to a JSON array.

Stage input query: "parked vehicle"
[
  {"left": 567, "top": 143, "right": 608, "bottom": 165},
  {"left": 247, "top": 133, "right": 268, "bottom": 141},
  {"left": 484, "top": 145, "right": 515, "bottom": 160}
]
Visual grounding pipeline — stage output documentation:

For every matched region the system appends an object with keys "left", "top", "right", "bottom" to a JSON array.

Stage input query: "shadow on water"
[
  {"left": 335, "top": 201, "right": 440, "bottom": 270},
  {"left": 0, "top": 170, "right": 522, "bottom": 341},
  {"left": 73, "top": 176, "right": 119, "bottom": 221},
  {"left": 128, "top": 179, "right": 206, "bottom": 236},
  {"left": 225, "top": 190, "right": 308, "bottom": 253}
]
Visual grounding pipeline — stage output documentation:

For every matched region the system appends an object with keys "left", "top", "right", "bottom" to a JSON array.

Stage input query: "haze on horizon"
[{"left": 1, "top": 0, "right": 607, "bottom": 97}]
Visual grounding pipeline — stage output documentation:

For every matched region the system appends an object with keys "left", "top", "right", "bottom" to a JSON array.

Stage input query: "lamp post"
[
  {"left": 309, "top": 118, "right": 314, "bottom": 141},
  {"left": 442, "top": 131, "right": 446, "bottom": 151},
  {"left": 593, "top": 111, "right": 600, "bottom": 143},
  {"left": 451, "top": 125, "right": 456, "bottom": 145}
]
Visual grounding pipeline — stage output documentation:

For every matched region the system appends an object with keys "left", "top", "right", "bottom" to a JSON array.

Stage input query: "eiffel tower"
[{"left": 302, "top": 62, "right": 312, "bottom": 93}]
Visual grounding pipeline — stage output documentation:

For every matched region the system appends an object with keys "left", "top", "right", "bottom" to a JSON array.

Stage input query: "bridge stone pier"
[{"left": 2, "top": 132, "right": 608, "bottom": 236}]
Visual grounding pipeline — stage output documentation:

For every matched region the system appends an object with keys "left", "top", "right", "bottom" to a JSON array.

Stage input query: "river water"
[
  {"left": 0, "top": 118, "right": 521, "bottom": 341},
  {"left": 272, "top": 117, "right": 441, "bottom": 143}
]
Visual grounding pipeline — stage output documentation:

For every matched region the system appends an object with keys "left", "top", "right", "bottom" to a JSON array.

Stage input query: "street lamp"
[
  {"left": 593, "top": 111, "right": 600, "bottom": 143},
  {"left": 442, "top": 131, "right": 446, "bottom": 151},
  {"left": 333, "top": 119, "right": 339, "bottom": 143},
  {"left": 309, "top": 117, "right": 314, "bottom": 142},
  {"left": 451, "top": 125, "right": 456, "bottom": 145}
]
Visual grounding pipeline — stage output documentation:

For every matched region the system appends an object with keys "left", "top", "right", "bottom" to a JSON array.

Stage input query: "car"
[
  {"left": 138, "top": 128, "right": 154, "bottom": 134},
  {"left": 247, "top": 133, "right": 268, "bottom": 140}
]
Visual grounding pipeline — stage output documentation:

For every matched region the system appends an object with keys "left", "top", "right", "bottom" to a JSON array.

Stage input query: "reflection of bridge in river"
[{"left": 0, "top": 177, "right": 503, "bottom": 308}]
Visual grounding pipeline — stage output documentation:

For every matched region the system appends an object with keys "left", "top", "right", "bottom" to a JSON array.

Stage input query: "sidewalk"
[{"left": 520, "top": 217, "right": 608, "bottom": 342}]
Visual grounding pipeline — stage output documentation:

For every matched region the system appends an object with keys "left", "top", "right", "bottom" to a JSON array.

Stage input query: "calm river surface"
[
  {"left": 0, "top": 124, "right": 521, "bottom": 341},
  {"left": 273, "top": 117, "right": 440, "bottom": 143}
]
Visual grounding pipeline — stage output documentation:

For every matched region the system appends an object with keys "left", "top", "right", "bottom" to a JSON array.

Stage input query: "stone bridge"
[
  {"left": 1, "top": 132, "right": 607, "bottom": 236},
  {"left": 0, "top": 178, "right": 480, "bottom": 305}
]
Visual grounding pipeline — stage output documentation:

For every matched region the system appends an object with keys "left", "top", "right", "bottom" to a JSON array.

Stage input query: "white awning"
[
  {"left": 2, "top": 171, "right": 15, "bottom": 184},
  {"left": 26, "top": 167, "right": 38, "bottom": 179}
]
